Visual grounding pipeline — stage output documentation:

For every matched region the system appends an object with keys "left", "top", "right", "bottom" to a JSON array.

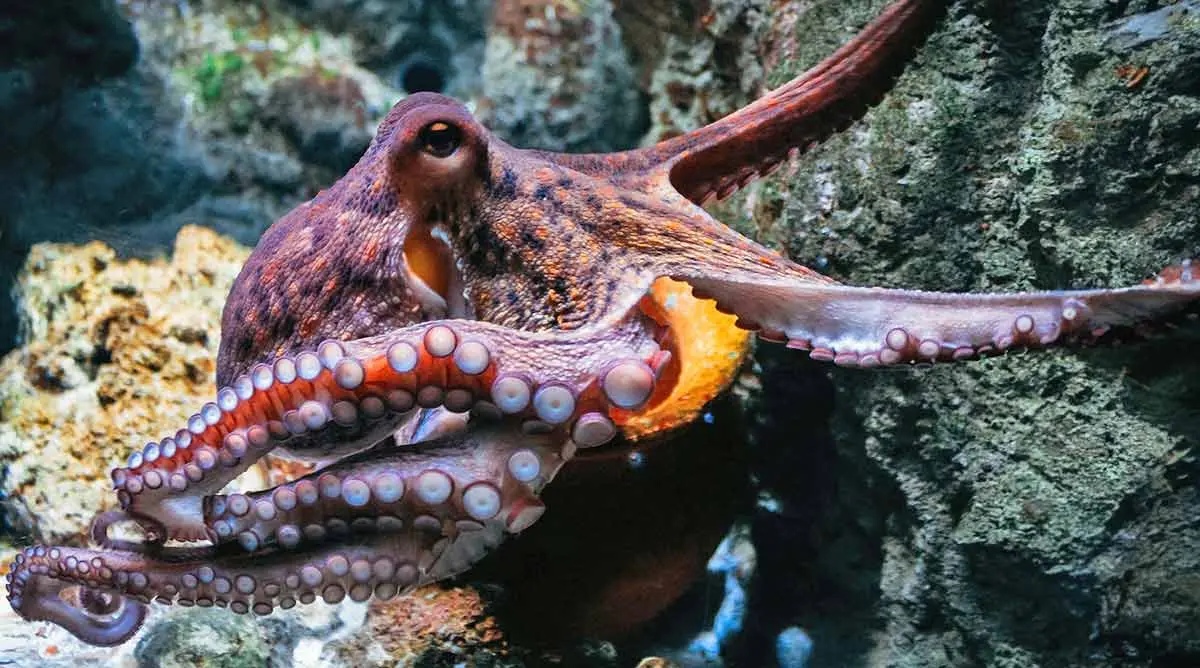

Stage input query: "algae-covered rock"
[
  {"left": 478, "top": 0, "right": 646, "bottom": 152},
  {"left": 134, "top": 609, "right": 271, "bottom": 668},
  {"left": 676, "top": 1, "right": 1200, "bottom": 666}
]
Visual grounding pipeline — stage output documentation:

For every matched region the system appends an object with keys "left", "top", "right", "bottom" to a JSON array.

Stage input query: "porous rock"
[
  {"left": 134, "top": 609, "right": 271, "bottom": 668},
  {"left": 685, "top": 1, "right": 1200, "bottom": 666},
  {"left": 0, "top": 226, "right": 247, "bottom": 543},
  {"left": 478, "top": 0, "right": 646, "bottom": 152}
]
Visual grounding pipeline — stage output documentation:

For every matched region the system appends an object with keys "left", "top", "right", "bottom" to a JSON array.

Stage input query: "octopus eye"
[{"left": 419, "top": 121, "right": 461, "bottom": 158}]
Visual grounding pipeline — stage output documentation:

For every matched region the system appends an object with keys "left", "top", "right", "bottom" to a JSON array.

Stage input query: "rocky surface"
[
  {"left": 0, "top": 0, "right": 140, "bottom": 351},
  {"left": 0, "top": 227, "right": 247, "bottom": 542},
  {"left": 0, "top": 226, "right": 244, "bottom": 666},
  {"left": 282, "top": 0, "right": 491, "bottom": 100},
  {"left": 0, "top": 0, "right": 413, "bottom": 356},
  {"left": 684, "top": 0, "right": 1200, "bottom": 666},
  {"left": 477, "top": 0, "right": 646, "bottom": 152}
]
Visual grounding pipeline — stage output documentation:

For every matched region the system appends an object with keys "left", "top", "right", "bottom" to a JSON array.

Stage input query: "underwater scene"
[{"left": 1, "top": 0, "right": 1199, "bottom": 666}]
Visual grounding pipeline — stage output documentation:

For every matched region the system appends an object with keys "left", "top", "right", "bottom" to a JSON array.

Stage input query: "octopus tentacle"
[
  {"left": 4, "top": 547, "right": 148, "bottom": 647},
  {"left": 682, "top": 261, "right": 1200, "bottom": 367},
  {"left": 109, "top": 318, "right": 665, "bottom": 543},
  {"left": 540, "top": 0, "right": 947, "bottom": 205},
  {"left": 88, "top": 510, "right": 168, "bottom": 551},
  {"left": 7, "top": 423, "right": 565, "bottom": 647},
  {"left": 7, "top": 539, "right": 439, "bottom": 646},
  {"left": 202, "top": 421, "right": 567, "bottom": 552}
]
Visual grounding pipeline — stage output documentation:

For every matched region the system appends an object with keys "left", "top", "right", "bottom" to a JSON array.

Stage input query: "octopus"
[{"left": 6, "top": 0, "right": 1199, "bottom": 649}]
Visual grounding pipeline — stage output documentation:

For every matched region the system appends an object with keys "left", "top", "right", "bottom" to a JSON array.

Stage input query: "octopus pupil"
[{"left": 420, "top": 122, "right": 461, "bottom": 158}]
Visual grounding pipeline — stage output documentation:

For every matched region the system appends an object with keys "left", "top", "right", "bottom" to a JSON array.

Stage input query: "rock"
[
  {"left": 281, "top": 0, "right": 491, "bottom": 99},
  {"left": 0, "top": 0, "right": 143, "bottom": 352},
  {"left": 134, "top": 609, "right": 271, "bottom": 668},
  {"left": 615, "top": 0, "right": 769, "bottom": 145},
  {"left": 0, "top": 226, "right": 247, "bottom": 543},
  {"left": 477, "top": 0, "right": 646, "bottom": 152},
  {"left": 678, "top": 1, "right": 1200, "bottom": 665},
  {"left": 0, "top": 0, "right": 408, "bottom": 358},
  {"left": 345, "top": 587, "right": 511, "bottom": 665},
  {"left": 0, "top": 1, "right": 136, "bottom": 85},
  {"left": 266, "top": 72, "right": 374, "bottom": 174}
]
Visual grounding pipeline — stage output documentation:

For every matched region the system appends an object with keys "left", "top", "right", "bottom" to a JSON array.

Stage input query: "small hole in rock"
[{"left": 401, "top": 60, "right": 446, "bottom": 94}]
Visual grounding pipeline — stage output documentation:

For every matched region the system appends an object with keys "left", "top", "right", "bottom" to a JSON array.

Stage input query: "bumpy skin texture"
[{"left": 6, "top": 0, "right": 1200, "bottom": 648}]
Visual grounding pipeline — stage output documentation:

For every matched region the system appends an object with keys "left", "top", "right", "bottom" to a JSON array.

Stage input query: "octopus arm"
[
  {"left": 681, "top": 261, "right": 1199, "bottom": 367},
  {"left": 6, "top": 423, "right": 569, "bottom": 647},
  {"left": 540, "top": 0, "right": 947, "bottom": 204},
  {"left": 660, "top": 0, "right": 949, "bottom": 204},
  {"left": 7, "top": 317, "right": 671, "bottom": 646},
  {"left": 3, "top": 558, "right": 148, "bottom": 647},
  {"left": 103, "top": 318, "right": 663, "bottom": 546}
]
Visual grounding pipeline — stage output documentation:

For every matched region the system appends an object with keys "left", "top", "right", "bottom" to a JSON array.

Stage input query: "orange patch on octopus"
[
  {"left": 260, "top": 260, "right": 281, "bottom": 286},
  {"left": 298, "top": 313, "right": 322, "bottom": 338},
  {"left": 623, "top": 277, "right": 751, "bottom": 439},
  {"left": 361, "top": 238, "right": 381, "bottom": 263},
  {"left": 323, "top": 276, "right": 341, "bottom": 296}
]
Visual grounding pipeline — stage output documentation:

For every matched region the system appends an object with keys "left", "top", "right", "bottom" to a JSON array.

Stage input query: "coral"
[{"left": 362, "top": 586, "right": 507, "bottom": 664}]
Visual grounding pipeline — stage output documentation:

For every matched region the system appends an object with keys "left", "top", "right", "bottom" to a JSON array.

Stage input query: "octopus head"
[{"left": 216, "top": 93, "right": 495, "bottom": 385}]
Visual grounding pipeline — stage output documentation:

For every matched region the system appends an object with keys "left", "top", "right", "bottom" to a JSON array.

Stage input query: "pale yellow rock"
[{"left": 0, "top": 226, "right": 249, "bottom": 542}]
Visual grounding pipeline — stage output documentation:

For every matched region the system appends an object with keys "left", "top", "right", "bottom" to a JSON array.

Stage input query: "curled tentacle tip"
[{"left": 7, "top": 558, "right": 148, "bottom": 647}]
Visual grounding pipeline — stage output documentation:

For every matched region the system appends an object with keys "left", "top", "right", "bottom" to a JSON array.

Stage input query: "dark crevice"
[{"left": 399, "top": 57, "right": 446, "bottom": 94}]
